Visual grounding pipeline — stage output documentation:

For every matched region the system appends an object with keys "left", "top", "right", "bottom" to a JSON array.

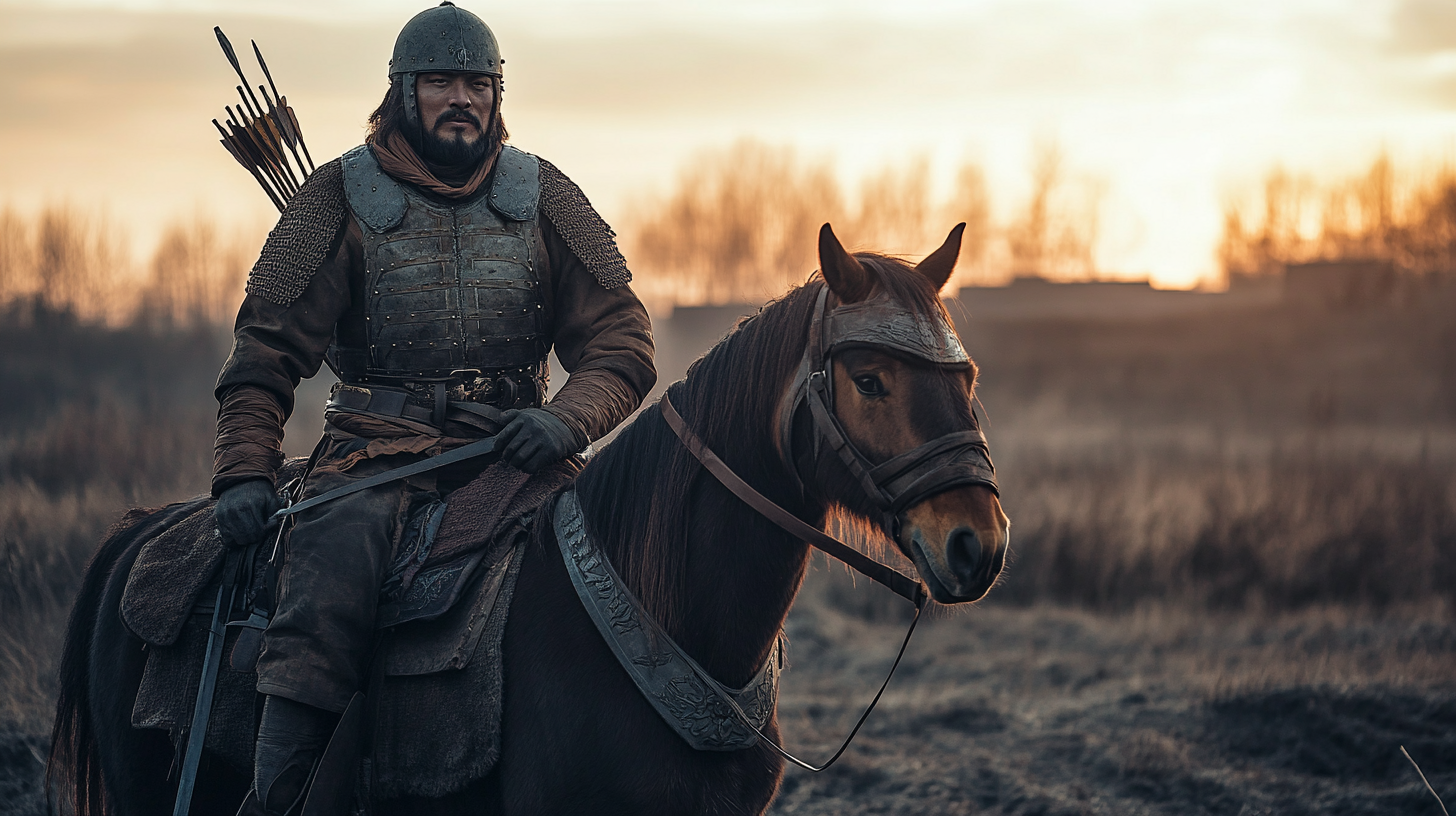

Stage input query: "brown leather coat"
[{"left": 212, "top": 165, "right": 656, "bottom": 496}]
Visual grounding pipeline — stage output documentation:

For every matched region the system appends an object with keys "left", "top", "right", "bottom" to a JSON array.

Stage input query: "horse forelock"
[{"left": 849, "top": 252, "right": 951, "bottom": 325}]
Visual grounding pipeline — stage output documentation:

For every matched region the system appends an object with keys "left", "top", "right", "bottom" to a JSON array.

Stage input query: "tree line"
[{"left": 1220, "top": 153, "right": 1456, "bottom": 282}]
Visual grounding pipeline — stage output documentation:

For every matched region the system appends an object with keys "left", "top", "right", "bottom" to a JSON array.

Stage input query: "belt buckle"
[
  {"left": 493, "top": 375, "right": 520, "bottom": 407},
  {"left": 449, "top": 369, "right": 483, "bottom": 384}
]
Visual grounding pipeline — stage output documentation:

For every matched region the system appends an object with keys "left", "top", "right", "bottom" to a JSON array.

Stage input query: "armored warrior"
[{"left": 209, "top": 4, "right": 656, "bottom": 812}]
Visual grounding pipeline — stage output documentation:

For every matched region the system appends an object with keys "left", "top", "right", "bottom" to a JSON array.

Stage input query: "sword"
[{"left": 172, "top": 546, "right": 246, "bottom": 816}]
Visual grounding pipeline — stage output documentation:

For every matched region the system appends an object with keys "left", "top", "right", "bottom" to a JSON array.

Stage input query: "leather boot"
[{"left": 237, "top": 695, "right": 338, "bottom": 816}]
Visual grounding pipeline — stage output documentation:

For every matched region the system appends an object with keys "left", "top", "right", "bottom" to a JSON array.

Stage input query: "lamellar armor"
[{"left": 329, "top": 145, "right": 548, "bottom": 406}]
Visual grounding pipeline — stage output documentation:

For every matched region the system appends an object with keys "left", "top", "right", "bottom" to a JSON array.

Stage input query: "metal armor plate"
[{"left": 338, "top": 145, "right": 547, "bottom": 380}]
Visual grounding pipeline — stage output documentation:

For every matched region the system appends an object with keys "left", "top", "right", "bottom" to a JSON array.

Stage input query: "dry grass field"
[
  {"left": 770, "top": 566, "right": 1455, "bottom": 815},
  {"left": 2, "top": 268, "right": 1454, "bottom": 812}
]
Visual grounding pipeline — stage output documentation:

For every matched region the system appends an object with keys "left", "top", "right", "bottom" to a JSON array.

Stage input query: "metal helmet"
[{"left": 389, "top": 2, "right": 503, "bottom": 131}]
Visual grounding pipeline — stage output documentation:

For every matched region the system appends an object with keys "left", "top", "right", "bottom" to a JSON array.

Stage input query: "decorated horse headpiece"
[{"left": 779, "top": 225, "right": 998, "bottom": 531}]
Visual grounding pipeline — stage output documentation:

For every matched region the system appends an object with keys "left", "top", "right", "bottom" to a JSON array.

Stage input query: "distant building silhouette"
[
  {"left": 950, "top": 276, "right": 1227, "bottom": 320},
  {"left": 1282, "top": 259, "right": 1398, "bottom": 309}
]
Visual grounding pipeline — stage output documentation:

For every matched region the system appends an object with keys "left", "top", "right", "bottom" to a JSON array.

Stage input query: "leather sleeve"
[
  {"left": 538, "top": 217, "right": 656, "bottom": 444},
  {"left": 211, "top": 219, "right": 362, "bottom": 495},
  {"left": 212, "top": 385, "right": 288, "bottom": 495}
]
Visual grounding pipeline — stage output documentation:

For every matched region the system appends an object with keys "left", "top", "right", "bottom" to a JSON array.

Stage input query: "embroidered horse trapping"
[{"left": 552, "top": 488, "right": 783, "bottom": 751}]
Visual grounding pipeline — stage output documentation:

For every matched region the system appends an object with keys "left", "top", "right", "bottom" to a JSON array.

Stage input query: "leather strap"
[
  {"left": 327, "top": 385, "right": 509, "bottom": 429},
  {"left": 659, "top": 393, "right": 926, "bottom": 606},
  {"left": 271, "top": 434, "right": 500, "bottom": 521}
]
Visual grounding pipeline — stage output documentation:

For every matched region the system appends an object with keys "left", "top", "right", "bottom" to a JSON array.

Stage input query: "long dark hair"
[{"left": 366, "top": 75, "right": 509, "bottom": 152}]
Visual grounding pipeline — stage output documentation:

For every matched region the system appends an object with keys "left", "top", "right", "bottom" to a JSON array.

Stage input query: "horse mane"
[{"left": 573, "top": 252, "right": 951, "bottom": 632}]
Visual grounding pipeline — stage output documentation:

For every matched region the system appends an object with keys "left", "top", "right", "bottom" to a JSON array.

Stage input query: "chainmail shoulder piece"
[
  {"left": 538, "top": 158, "right": 632, "bottom": 289},
  {"left": 244, "top": 158, "right": 349, "bottom": 306}
]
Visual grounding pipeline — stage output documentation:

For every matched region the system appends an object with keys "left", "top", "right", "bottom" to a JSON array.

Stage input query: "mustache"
[{"left": 433, "top": 109, "right": 483, "bottom": 130}]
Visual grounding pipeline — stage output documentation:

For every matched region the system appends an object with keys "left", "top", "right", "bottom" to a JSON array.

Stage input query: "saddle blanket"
[{"left": 119, "top": 458, "right": 576, "bottom": 799}]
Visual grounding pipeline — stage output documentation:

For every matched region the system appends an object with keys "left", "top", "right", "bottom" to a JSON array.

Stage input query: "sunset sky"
[{"left": 3, "top": 0, "right": 1456, "bottom": 289}]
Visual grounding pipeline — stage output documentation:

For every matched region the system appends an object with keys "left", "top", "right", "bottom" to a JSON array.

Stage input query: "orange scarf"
[{"left": 369, "top": 130, "right": 499, "bottom": 199}]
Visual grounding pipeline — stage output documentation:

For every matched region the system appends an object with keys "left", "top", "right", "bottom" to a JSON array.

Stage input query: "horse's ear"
[
  {"left": 914, "top": 223, "right": 965, "bottom": 292},
  {"left": 818, "top": 223, "right": 872, "bottom": 303}
]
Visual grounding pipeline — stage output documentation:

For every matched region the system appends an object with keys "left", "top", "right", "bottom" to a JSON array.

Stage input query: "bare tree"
[
  {"left": 1006, "top": 141, "right": 1101, "bottom": 280},
  {"left": 627, "top": 139, "right": 846, "bottom": 305},
  {"left": 942, "top": 161, "right": 993, "bottom": 287}
]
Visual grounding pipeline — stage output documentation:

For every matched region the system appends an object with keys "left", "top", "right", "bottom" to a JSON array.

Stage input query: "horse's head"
[{"left": 781, "top": 223, "right": 1009, "bottom": 604}]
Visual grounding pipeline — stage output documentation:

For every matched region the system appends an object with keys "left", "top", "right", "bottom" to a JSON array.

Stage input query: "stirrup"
[
  {"left": 237, "top": 757, "right": 314, "bottom": 816},
  {"left": 235, "top": 782, "right": 308, "bottom": 816}
]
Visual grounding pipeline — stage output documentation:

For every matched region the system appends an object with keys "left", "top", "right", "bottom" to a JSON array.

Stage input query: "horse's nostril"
[{"left": 946, "top": 528, "right": 982, "bottom": 582}]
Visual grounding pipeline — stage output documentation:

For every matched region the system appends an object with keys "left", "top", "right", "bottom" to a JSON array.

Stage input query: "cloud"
[
  {"left": 1, "top": 0, "right": 1453, "bottom": 288},
  {"left": 1390, "top": 0, "right": 1456, "bottom": 54}
]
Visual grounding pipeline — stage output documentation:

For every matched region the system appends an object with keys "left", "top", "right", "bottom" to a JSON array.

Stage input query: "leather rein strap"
[
  {"left": 659, "top": 392, "right": 926, "bottom": 773},
  {"left": 660, "top": 394, "right": 925, "bottom": 607},
  {"left": 270, "top": 434, "right": 499, "bottom": 521}
]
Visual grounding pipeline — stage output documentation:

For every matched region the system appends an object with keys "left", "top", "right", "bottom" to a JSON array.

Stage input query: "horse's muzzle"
[{"left": 899, "top": 486, "right": 1008, "bottom": 604}]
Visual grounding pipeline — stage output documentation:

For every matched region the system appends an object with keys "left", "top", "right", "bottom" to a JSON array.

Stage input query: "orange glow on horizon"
[{"left": 2, "top": 0, "right": 1455, "bottom": 293}]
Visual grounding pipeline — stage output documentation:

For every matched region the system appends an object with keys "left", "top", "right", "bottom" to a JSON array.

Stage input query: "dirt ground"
[
  {"left": 767, "top": 566, "right": 1456, "bottom": 816},
  {"left": 4, "top": 565, "right": 1451, "bottom": 815}
]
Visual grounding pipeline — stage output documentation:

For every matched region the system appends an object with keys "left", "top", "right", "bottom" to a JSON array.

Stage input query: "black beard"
[{"left": 421, "top": 118, "right": 489, "bottom": 168}]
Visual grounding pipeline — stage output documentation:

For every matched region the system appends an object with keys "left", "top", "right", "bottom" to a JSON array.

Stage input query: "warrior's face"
[{"left": 416, "top": 71, "right": 495, "bottom": 166}]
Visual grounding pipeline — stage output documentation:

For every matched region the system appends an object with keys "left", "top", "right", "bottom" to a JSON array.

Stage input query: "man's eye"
[{"left": 853, "top": 375, "right": 885, "bottom": 397}]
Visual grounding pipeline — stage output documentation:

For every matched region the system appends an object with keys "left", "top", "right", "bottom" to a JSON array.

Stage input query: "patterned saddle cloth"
[{"left": 116, "top": 457, "right": 578, "bottom": 800}]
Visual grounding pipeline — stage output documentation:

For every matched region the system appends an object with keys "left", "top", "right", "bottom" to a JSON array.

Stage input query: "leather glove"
[
  {"left": 214, "top": 478, "right": 281, "bottom": 548},
  {"left": 496, "top": 408, "right": 582, "bottom": 473}
]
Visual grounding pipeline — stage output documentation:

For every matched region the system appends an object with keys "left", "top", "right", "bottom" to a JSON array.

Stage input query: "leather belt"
[
  {"left": 327, "top": 384, "right": 507, "bottom": 433},
  {"left": 329, "top": 384, "right": 435, "bottom": 424}
]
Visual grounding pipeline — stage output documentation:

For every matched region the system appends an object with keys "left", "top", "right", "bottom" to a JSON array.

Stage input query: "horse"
[{"left": 47, "top": 223, "right": 1010, "bottom": 815}]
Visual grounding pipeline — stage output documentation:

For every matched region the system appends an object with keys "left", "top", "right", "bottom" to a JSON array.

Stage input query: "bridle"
[
  {"left": 781, "top": 284, "right": 998, "bottom": 536},
  {"left": 658, "top": 280, "right": 999, "bottom": 771}
]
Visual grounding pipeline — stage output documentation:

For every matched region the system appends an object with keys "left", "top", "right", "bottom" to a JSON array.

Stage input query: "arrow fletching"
[{"left": 211, "top": 27, "right": 316, "bottom": 208}]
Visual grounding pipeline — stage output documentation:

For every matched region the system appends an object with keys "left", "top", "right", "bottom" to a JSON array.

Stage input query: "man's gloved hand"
[
  {"left": 214, "top": 478, "right": 281, "bottom": 548},
  {"left": 496, "top": 408, "right": 582, "bottom": 473}
]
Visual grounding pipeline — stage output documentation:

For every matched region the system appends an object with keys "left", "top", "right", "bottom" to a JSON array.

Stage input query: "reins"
[
  {"left": 660, "top": 395, "right": 925, "bottom": 606},
  {"left": 660, "top": 392, "right": 924, "bottom": 772},
  {"left": 651, "top": 282, "right": 999, "bottom": 771}
]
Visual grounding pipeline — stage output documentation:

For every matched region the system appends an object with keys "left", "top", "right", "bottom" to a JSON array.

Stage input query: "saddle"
[{"left": 118, "top": 456, "right": 578, "bottom": 800}]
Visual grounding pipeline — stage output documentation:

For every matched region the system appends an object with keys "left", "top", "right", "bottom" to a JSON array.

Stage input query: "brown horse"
[{"left": 48, "top": 224, "right": 1008, "bottom": 815}]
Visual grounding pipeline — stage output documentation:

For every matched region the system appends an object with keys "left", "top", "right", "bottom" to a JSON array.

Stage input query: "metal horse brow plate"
[{"left": 825, "top": 296, "right": 970, "bottom": 364}]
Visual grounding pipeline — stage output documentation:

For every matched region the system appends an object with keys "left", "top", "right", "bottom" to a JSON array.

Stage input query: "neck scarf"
[{"left": 369, "top": 129, "right": 499, "bottom": 199}]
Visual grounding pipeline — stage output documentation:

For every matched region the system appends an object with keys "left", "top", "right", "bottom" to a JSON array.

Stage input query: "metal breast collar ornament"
[{"left": 564, "top": 282, "right": 998, "bottom": 772}]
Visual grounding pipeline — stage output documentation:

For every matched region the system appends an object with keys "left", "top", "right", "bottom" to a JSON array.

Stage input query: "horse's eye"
[{"left": 853, "top": 375, "right": 885, "bottom": 397}]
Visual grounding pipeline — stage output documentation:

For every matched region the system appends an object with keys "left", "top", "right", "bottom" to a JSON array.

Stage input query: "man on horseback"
[{"left": 208, "top": 4, "right": 656, "bottom": 812}]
